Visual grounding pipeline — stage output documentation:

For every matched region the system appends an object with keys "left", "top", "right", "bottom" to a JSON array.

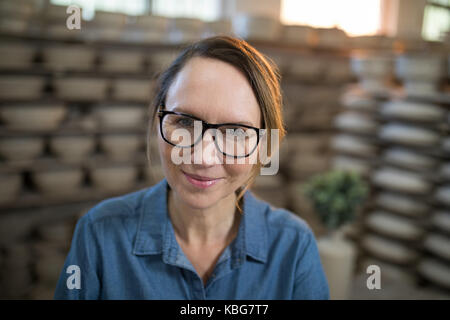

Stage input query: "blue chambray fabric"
[{"left": 54, "top": 179, "right": 329, "bottom": 300}]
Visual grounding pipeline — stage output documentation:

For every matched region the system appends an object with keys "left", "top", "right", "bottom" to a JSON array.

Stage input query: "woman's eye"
[
  {"left": 223, "top": 127, "right": 247, "bottom": 138},
  {"left": 177, "top": 117, "right": 194, "bottom": 127}
]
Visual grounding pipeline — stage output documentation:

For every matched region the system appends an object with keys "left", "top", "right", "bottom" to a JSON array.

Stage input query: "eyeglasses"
[{"left": 158, "top": 110, "right": 262, "bottom": 158}]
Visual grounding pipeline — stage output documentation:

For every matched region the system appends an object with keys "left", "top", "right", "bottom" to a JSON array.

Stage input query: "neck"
[{"left": 168, "top": 189, "right": 240, "bottom": 246}]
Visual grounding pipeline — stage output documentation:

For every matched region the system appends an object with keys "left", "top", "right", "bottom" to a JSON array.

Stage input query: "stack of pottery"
[
  {"left": 331, "top": 90, "right": 379, "bottom": 178},
  {"left": 395, "top": 54, "right": 445, "bottom": 97},
  {"left": 350, "top": 53, "right": 393, "bottom": 95},
  {"left": 369, "top": 98, "right": 448, "bottom": 289}
]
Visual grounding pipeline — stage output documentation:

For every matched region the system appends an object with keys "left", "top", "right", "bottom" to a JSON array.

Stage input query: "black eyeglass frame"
[{"left": 157, "top": 110, "right": 263, "bottom": 158}]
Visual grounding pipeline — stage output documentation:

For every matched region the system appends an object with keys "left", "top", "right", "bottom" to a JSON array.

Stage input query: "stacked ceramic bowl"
[
  {"left": 121, "top": 15, "right": 169, "bottom": 44},
  {"left": 371, "top": 97, "right": 448, "bottom": 289},
  {"left": 232, "top": 14, "right": 281, "bottom": 41},
  {"left": 395, "top": 54, "right": 445, "bottom": 97},
  {"left": 350, "top": 53, "right": 393, "bottom": 95},
  {"left": 0, "top": 0, "right": 38, "bottom": 35},
  {"left": 168, "top": 17, "right": 204, "bottom": 44},
  {"left": 87, "top": 10, "right": 126, "bottom": 42},
  {"left": 331, "top": 90, "right": 380, "bottom": 178}
]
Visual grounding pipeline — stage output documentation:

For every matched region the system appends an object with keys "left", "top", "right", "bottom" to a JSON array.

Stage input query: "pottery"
[
  {"left": 168, "top": 18, "right": 204, "bottom": 43},
  {"left": 351, "top": 54, "right": 392, "bottom": 78},
  {"left": 100, "top": 133, "right": 142, "bottom": 160},
  {"left": 316, "top": 27, "right": 348, "bottom": 48},
  {"left": 440, "top": 163, "right": 450, "bottom": 180},
  {"left": 100, "top": 50, "right": 146, "bottom": 73},
  {"left": 331, "top": 134, "right": 377, "bottom": 157},
  {"left": 395, "top": 54, "right": 444, "bottom": 81},
  {"left": 379, "top": 123, "right": 440, "bottom": 147},
  {"left": 0, "top": 75, "right": 45, "bottom": 100},
  {"left": 372, "top": 167, "right": 431, "bottom": 194},
  {"left": 403, "top": 81, "right": 439, "bottom": 97},
  {"left": 0, "top": 102, "right": 67, "bottom": 130},
  {"left": 334, "top": 112, "right": 378, "bottom": 134},
  {"left": 366, "top": 210, "right": 424, "bottom": 241},
  {"left": 203, "top": 19, "right": 232, "bottom": 37},
  {"left": 382, "top": 148, "right": 437, "bottom": 171},
  {"left": 0, "top": 17, "right": 28, "bottom": 34},
  {"left": 362, "top": 234, "right": 419, "bottom": 264},
  {"left": 431, "top": 211, "right": 450, "bottom": 233},
  {"left": 0, "top": 42, "right": 36, "bottom": 69},
  {"left": 380, "top": 100, "right": 444, "bottom": 122},
  {"left": 95, "top": 104, "right": 145, "bottom": 129},
  {"left": 90, "top": 163, "right": 138, "bottom": 193},
  {"left": 94, "top": 11, "right": 126, "bottom": 27},
  {"left": 375, "top": 192, "right": 429, "bottom": 217},
  {"left": 418, "top": 259, "right": 450, "bottom": 289},
  {"left": 282, "top": 24, "right": 315, "bottom": 45},
  {"left": 111, "top": 78, "right": 153, "bottom": 102},
  {"left": 423, "top": 234, "right": 450, "bottom": 261},
  {"left": 43, "top": 45, "right": 96, "bottom": 71},
  {"left": 135, "top": 15, "right": 168, "bottom": 30},
  {"left": 332, "top": 156, "right": 371, "bottom": 176},
  {"left": 53, "top": 77, "right": 109, "bottom": 101},
  {"left": 32, "top": 166, "right": 84, "bottom": 196},
  {"left": 232, "top": 14, "right": 280, "bottom": 41},
  {"left": 340, "top": 93, "right": 377, "bottom": 112},
  {"left": 0, "top": 136, "right": 44, "bottom": 161},
  {"left": 0, "top": 172, "right": 21, "bottom": 204},
  {"left": 289, "top": 55, "right": 323, "bottom": 79},
  {"left": 50, "top": 134, "right": 95, "bottom": 162},
  {"left": 149, "top": 51, "right": 178, "bottom": 72},
  {"left": 435, "top": 186, "right": 450, "bottom": 207}
]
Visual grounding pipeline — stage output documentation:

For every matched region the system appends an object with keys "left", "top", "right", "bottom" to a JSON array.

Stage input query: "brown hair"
[{"left": 147, "top": 35, "right": 286, "bottom": 210}]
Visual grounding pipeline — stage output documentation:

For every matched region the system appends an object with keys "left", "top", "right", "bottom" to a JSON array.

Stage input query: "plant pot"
[{"left": 317, "top": 229, "right": 356, "bottom": 299}]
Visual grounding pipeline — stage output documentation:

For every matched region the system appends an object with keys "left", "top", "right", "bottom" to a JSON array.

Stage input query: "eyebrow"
[{"left": 170, "top": 106, "right": 256, "bottom": 127}]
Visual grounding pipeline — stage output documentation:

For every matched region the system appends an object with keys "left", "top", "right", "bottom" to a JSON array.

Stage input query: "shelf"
[
  {"left": 0, "top": 65, "right": 158, "bottom": 79},
  {"left": 0, "top": 182, "right": 152, "bottom": 211},
  {"left": 0, "top": 125, "right": 147, "bottom": 137},
  {"left": 0, "top": 152, "right": 149, "bottom": 172},
  {"left": 0, "top": 31, "right": 354, "bottom": 55}
]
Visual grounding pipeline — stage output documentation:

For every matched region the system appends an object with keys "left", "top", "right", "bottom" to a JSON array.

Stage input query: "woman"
[{"left": 54, "top": 36, "right": 329, "bottom": 300}]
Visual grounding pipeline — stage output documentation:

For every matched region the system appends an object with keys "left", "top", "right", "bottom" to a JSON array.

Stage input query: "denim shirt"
[{"left": 54, "top": 179, "right": 329, "bottom": 300}]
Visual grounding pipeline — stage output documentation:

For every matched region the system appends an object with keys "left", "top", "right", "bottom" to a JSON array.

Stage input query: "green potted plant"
[
  {"left": 303, "top": 170, "right": 369, "bottom": 299},
  {"left": 303, "top": 170, "right": 368, "bottom": 231}
]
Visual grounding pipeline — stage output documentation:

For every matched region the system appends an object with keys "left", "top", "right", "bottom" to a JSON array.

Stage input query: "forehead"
[{"left": 165, "top": 57, "right": 261, "bottom": 126}]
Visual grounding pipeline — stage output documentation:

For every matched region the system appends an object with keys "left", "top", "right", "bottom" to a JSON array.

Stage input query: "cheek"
[
  {"left": 158, "top": 136, "right": 174, "bottom": 170},
  {"left": 224, "top": 163, "right": 254, "bottom": 183}
]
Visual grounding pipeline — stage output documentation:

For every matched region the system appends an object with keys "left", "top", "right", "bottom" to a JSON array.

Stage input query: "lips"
[{"left": 182, "top": 171, "right": 222, "bottom": 189}]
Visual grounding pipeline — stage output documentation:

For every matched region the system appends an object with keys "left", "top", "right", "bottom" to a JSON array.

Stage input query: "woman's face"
[{"left": 158, "top": 56, "right": 261, "bottom": 210}]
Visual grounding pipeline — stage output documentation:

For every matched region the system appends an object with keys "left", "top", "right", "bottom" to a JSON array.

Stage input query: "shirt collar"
[{"left": 133, "top": 179, "right": 268, "bottom": 264}]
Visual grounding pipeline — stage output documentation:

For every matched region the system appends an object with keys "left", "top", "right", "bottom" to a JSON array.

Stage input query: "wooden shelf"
[
  {"left": 0, "top": 182, "right": 152, "bottom": 211},
  {"left": 0, "top": 125, "right": 147, "bottom": 137}
]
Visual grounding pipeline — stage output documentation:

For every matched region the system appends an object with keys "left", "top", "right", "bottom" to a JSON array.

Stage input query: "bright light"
[{"left": 281, "top": 0, "right": 382, "bottom": 36}]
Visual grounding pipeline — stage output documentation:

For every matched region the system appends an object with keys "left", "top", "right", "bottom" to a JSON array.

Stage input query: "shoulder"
[{"left": 248, "top": 191, "right": 315, "bottom": 242}]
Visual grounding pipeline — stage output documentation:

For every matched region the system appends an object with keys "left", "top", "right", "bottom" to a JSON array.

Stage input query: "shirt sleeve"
[
  {"left": 292, "top": 229, "right": 330, "bottom": 300},
  {"left": 54, "top": 212, "right": 102, "bottom": 300}
]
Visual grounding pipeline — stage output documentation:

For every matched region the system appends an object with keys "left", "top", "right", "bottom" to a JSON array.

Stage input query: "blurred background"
[{"left": 0, "top": 0, "right": 449, "bottom": 300}]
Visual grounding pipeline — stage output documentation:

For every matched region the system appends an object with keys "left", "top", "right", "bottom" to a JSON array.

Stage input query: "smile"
[{"left": 182, "top": 171, "right": 222, "bottom": 189}]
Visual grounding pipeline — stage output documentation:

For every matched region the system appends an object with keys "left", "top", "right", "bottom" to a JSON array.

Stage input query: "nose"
[{"left": 192, "top": 129, "right": 222, "bottom": 166}]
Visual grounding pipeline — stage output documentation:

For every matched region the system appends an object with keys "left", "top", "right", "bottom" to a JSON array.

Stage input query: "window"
[
  {"left": 151, "top": 0, "right": 221, "bottom": 21},
  {"left": 280, "top": 0, "right": 382, "bottom": 36},
  {"left": 422, "top": 0, "right": 450, "bottom": 41},
  {"left": 50, "top": 0, "right": 149, "bottom": 20}
]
